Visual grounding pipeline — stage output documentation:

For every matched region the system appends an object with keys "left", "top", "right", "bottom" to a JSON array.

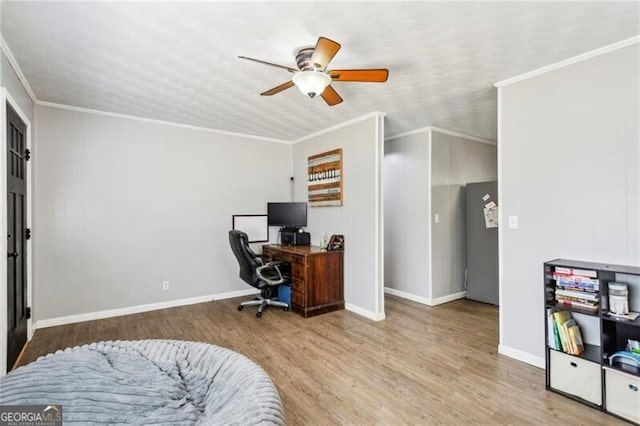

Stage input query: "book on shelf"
[
  {"left": 550, "top": 310, "right": 585, "bottom": 355},
  {"left": 552, "top": 320, "right": 562, "bottom": 351},
  {"left": 547, "top": 308, "right": 562, "bottom": 350},
  {"left": 553, "top": 274, "right": 599, "bottom": 292},
  {"left": 555, "top": 298, "right": 599, "bottom": 312},
  {"left": 555, "top": 279, "right": 599, "bottom": 292},
  {"left": 552, "top": 310, "right": 572, "bottom": 352},
  {"left": 556, "top": 296, "right": 598, "bottom": 307},
  {"left": 547, "top": 308, "right": 555, "bottom": 349},
  {"left": 561, "top": 318, "right": 576, "bottom": 354},
  {"left": 555, "top": 293, "right": 599, "bottom": 303},
  {"left": 555, "top": 288, "right": 599, "bottom": 301},
  {"left": 567, "top": 321, "right": 585, "bottom": 355},
  {"left": 553, "top": 274, "right": 600, "bottom": 313},
  {"left": 572, "top": 268, "right": 598, "bottom": 278},
  {"left": 553, "top": 267, "right": 597, "bottom": 278}
]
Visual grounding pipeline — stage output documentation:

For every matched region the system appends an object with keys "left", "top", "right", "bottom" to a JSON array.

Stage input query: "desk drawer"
[
  {"left": 292, "top": 290, "right": 305, "bottom": 306},
  {"left": 549, "top": 350, "right": 601, "bottom": 405},
  {"left": 291, "top": 254, "right": 306, "bottom": 265},
  {"left": 605, "top": 368, "right": 640, "bottom": 423},
  {"left": 291, "top": 278, "right": 305, "bottom": 293},
  {"left": 292, "top": 263, "right": 306, "bottom": 278},
  {"left": 276, "top": 253, "right": 292, "bottom": 263}
]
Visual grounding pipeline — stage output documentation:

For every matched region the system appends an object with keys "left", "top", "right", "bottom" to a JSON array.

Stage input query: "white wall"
[
  {"left": 498, "top": 42, "right": 639, "bottom": 366},
  {"left": 430, "top": 130, "right": 497, "bottom": 300},
  {"left": 292, "top": 113, "right": 385, "bottom": 320},
  {"left": 384, "top": 130, "right": 430, "bottom": 300},
  {"left": 33, "top": 105, "right": 292, "bottom": 322}
]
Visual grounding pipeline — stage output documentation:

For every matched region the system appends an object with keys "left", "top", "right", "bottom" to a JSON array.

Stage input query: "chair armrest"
[{"left": 256, "top": 264, "right": 285, "bottom": 285}]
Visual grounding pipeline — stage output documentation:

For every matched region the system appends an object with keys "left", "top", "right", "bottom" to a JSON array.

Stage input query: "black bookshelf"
[{"left": 544, "top": 259, "right": 640, "bottom": 425}]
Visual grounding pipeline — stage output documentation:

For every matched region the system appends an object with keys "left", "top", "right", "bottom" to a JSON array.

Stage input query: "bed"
[{"left": 0, "top": 339, "right": 284, "bottom": 425}]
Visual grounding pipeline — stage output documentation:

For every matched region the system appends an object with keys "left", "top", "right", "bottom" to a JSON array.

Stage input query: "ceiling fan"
[{"left": 239, "top": 37, "right": 389, "bottom": 106}]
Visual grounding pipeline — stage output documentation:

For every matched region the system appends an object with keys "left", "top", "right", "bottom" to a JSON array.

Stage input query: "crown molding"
[
  {"left": 293, "top": 111, "right": 386, "bottom": 144},
  {"left": 385, "top": 126, "right": 430, "bottom": 141},
  {"left": 0, "top": 35, "right": 38, "bottom": 103},
  {"left": 386, "top": 125, "right": 496, "bottom": 146},
  {"left": 36, "top": 101, "right": 292, "bottom": 144},
  {"left": 495, "top": 35, "right": 640, "bottom": 88},
  {"left": 429, "top": 126, "right": 496, "bottom": 146}
]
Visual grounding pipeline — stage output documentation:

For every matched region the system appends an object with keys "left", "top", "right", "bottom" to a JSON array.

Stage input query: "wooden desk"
[{"left": 262, "top": 244, "right": 344, "bottom": 318}]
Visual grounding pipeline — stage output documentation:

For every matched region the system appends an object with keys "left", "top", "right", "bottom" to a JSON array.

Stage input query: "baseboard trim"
[
  {"left": 345, "top": 303, "right": 386, "bottom": 321},
  {"left": 384, "top": 287, "right": 432, "bottom": 305},
  {"left": 35, "top": 289, "right": 259, "bottom": 329},
  {"left": 430, "top": 291, "right": 467, "bottom": 306},
  {"left": 212, "top": 289, "right": 260, "bottom": 301},
  {"left": 498, "top": 344, "right": 545, "bottom": 369},
  {"left": 384, "top": 287, "right": 467, "bottom": 306}
]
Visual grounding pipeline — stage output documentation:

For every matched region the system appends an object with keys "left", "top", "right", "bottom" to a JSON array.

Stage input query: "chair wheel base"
[{"left": 237, "top": 296, "right": 288, "bottom": 317}]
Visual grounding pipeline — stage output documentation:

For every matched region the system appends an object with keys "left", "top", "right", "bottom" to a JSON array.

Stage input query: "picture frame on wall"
[{"left": 308, "top": 148, "right": 343, "bottom": 207}]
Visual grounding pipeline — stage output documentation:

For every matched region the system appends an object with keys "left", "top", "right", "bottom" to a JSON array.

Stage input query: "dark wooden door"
[{"left": 6, "top": 103, "right": 28, "bottom": 371}]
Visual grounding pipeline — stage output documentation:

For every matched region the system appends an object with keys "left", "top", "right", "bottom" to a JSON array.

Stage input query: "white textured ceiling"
[{"left": 1, "top": 1, "right": 638, "bottom": 141}]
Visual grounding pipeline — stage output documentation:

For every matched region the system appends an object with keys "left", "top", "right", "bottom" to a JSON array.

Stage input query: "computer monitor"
[{"left": 267, "top": 202, "right": 307, "bottom": 229}]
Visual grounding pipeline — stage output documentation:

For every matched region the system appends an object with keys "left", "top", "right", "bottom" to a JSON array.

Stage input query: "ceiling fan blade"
[
  {"left": 328, "top": 69, "right": 389, "bottom": 82},
  {"left": 238, "top": 56, "right": 297, "bottom": 73},
  {"left": 310, "top": 37, "right": 341, "bottom": 70},
  {"left": 321, "top": 85, "right": 343, "bottom": 106},
  {"left": 260, "top": 81, "right": 295, "bottom": 96}
]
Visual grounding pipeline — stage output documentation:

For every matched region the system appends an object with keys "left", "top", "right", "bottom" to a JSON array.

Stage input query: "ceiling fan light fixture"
[{"left": 292, "top": 71, "right": 331, "bottom": 98}]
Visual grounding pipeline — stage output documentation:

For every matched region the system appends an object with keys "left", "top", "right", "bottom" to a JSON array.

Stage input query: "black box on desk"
[{"left": 281, "top": 230, "right": 310, "bottom": 245}]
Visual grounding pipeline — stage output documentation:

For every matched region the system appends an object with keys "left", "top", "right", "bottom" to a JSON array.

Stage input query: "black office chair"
[{"left": 228, "top": 230, "right": 290, "bottom": 317}]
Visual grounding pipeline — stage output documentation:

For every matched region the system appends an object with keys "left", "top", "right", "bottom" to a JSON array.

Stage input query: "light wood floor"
[{"left": 18, "top": 296, "right": 623, "bottom": 425}]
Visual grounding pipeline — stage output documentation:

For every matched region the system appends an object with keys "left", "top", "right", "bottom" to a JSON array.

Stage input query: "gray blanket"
[{"left": 0, "top": 340, "right": 284, "bottom": 425}]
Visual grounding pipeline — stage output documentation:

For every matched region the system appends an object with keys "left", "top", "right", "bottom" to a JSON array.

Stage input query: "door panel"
[{"left": 6, "top": 102, "right": 28, "bottom": 371}]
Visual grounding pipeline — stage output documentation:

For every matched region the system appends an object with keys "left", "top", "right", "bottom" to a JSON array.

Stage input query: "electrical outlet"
[{"left": 162, "top": 281, "right": 170, "bottom": 291}]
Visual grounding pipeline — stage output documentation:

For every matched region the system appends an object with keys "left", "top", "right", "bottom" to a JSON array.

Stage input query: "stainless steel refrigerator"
[{"left": 465, "top": 181, "right": 499, "bottom": 305}]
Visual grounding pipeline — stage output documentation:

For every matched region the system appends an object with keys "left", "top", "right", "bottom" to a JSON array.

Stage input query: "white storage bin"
[
  {"left": 550, "top": 350, "right": 602, "bottom": 405},
  {"left": 605, "top": 367, "right": 640, "bottom": 423}
]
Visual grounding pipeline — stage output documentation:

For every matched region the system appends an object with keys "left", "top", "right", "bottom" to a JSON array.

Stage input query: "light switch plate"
[
  {"left": 434, "top": 214, "right": 440, "bottom": 223},
  {"left": 508, "top": 215, "right": 519, "bottom": 229}
]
